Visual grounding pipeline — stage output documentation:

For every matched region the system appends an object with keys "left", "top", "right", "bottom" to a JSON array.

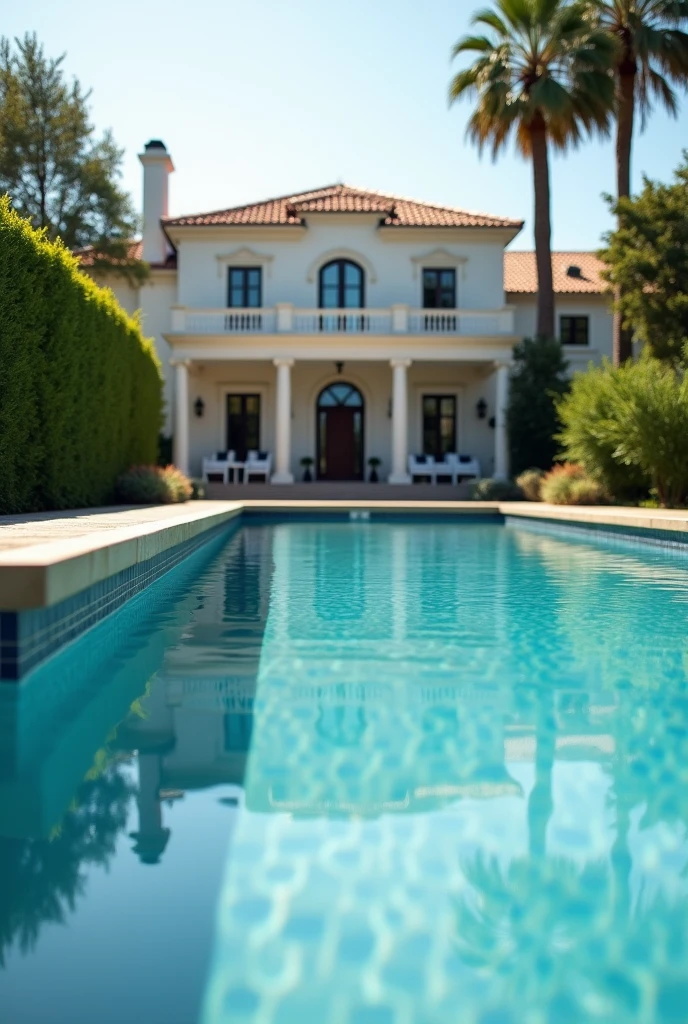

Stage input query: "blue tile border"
[
  {"left": 0, "top": 518, "right": 237, "bottom": 682},
  {"left": 505, "top": 514, "right": 688, "bottom": 552}
]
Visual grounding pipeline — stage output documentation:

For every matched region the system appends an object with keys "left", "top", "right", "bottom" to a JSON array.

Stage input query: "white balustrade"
[
  {"left": 182, "top": 309, "right": 277, "bottom": 334},
  {"left": 408, "top": 309, "right": 514, "bottom": 336},
  {"left": 170, "top": 306, "right": 514, "bottom": 337},
  {"left": 292, "top": 310, "right": 393, "bottom": 335}
]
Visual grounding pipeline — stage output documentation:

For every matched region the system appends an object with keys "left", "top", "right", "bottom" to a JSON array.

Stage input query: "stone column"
[
  {"left": 494, "top": 362, "right": 510, "bottom": 481},
  {"left": 172, "top": 359, "right": 190, "bottom": 475},
  {"left": 389, "top": 358, "right": 412, "bottom": 484},
  {"left": 272, "top": 358, "right": 294, "bottom": 484}
]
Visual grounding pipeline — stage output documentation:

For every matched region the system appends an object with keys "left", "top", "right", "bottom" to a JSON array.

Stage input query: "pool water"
[{"left": 1, "top": 521, "right": 688, "bottom": 1024}]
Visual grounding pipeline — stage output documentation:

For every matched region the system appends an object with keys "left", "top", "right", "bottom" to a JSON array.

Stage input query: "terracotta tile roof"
[
  {"left": 75, "top": 239, "right": 177, "bottom": 270},
  {"left": 163, "top": 183, "right": 523, "bottom": 230},
  {"left": 505, "top": 251, "right": 607, "bottom": 294}
]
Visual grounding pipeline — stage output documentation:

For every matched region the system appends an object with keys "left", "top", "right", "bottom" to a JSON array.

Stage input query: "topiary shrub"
[
  {"left": 557, "top": 357, "right": 688, "bottom": 506},
  {"left": 470, "top": 478, "right": 524, "bottom": 501},
  {"left": 515, "top": 468, "right": 545, "bottom": 501},
  {"left": 0, "top": 197, "right": 162, "bottom": 513},
  {"left": 540, "top": 463, "right": 609, "bottom": 505},
  {"left": 507, "top": 336, "right": 570, "bottom": 476},
  {"left": 115, "top": 465, "right": 192, "bottom": 505}
]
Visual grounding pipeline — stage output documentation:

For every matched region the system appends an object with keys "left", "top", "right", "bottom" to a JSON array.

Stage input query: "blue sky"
[{"left": 7, "top": 0, "right": 688, "bottom": 250}]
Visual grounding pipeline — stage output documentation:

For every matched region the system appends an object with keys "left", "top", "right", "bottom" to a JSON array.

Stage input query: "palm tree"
[
  {"left": 450, "top": 0, "right": 615, "bottom": 339},
  {"left": 589, "top": 1, "right": 688, "bottom": 365}
]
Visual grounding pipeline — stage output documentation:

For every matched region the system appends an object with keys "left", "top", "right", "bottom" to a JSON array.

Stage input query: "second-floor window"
[
  {"left": 319, "top": 259, "right": 364, "bottom": 308},
  {"left": 560, "top": 315, "right": 589, "bottom": 346},
  {"left": 423, "top": 268, "right": 456, "bottom": 309},
  {"left": 228, "top": 267, "right": 262, "bottom": 308}
]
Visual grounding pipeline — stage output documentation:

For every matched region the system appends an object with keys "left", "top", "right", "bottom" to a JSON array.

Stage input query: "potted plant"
[
  {"left": 368, "top": 457, "right": 381, "bottom": 483},
  {"left": 300, "top": 456, "right": 314, "bottom": 482}
]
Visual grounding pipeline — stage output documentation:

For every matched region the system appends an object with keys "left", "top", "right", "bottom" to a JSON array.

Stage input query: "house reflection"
[{"left": 3, "top": 518, "right": 687, "bottom": 980}]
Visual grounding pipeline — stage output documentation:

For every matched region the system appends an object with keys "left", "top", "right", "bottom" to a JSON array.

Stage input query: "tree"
[
  {"left": 601, "top": 155, "right": 688, "bottom": 364},
  {"left": 507, "top": 336, "right": 570, "bottom": 475},
  {"left": 0, "top": 33, "right": 144, "bottom": 281},
  {"left": 450, "top": 0, "right": 615, "bottom": 338},
  {"left": 589, "top": 1, "right": 688, "bottom": 365}
]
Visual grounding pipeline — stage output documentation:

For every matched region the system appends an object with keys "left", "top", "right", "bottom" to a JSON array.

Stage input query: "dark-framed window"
[
  {"left": 422, "top": 395, "right": 457, "bottom": 458},
  {"left": 422, "top": 268, "right": 456, "bottom": 309},
  {"left": 227, "top": 393, "right": 260, "bottom": 459},
  {"left": 319, "top": 259, "right": 364, "bottom": 309},
  {"left": 560, "top": 315, "right": 589, "bottom": 346},
  {"left": 228, "top": 267, "right": 262, "bottom": 308}
]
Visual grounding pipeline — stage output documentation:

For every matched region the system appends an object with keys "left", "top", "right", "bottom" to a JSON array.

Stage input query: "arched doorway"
[{"left": 316, "top": 382, "right": 364, "bottom": 481}]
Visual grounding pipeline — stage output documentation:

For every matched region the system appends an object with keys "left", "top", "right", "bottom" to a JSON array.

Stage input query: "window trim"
[
  {"left": 318, "top": 258, "right": 365, "bottom": 309},
  {"left": 422, "top": 267, "right": 457, "bottom": 310},
  {"left": 413, "top": 385, "right": 464, "bottom": 457},
  {"left": 559, "top": 314, "right": 590, "bottom": 347},
  {"left": 218, "top": 383, "right": 269, "bottom": 455},
  {"left": 421, "top": 393, "right": 458, "bottom": 459},
  {"left": 227, "top": 266, "right": 263, "bottom": 308},
  {"left": 226, "top": 392, "right": 262, "bottom": 459}
]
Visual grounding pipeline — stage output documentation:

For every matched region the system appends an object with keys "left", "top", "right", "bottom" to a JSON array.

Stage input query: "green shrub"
[
  {"left": 557, "top": 357, "right": 688, "bottom": 506},
  {"left": 555, "top": 362, "right": 646, "bottom": 501},
  {"left": 115, "top": 465, "right": 192, "bottom": 505},
  {"left": 0, "top": 196, "right": 162, "bottom": 513},
  {"left": 515, "top": 468, "right": 545, "bottom": 501},
  {"left": 470, "top": 478, "right": 524, "bottom": 501},
  {"left": 507, "top": 336, "right": 570, "bottom": 476},
  {"left": 540, "top": 464, "right": 609, "bottom": 505}
]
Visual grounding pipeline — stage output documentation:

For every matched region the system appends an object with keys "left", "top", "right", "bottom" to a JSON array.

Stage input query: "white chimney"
[{"left": 138, "top": 139, "right": 174, "bottom": 264}]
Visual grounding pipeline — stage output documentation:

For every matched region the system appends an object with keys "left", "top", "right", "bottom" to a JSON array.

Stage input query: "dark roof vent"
[
  {"left": 145, "top": 139, "right": 167, "bottom": 151},
  {"left": 567, "top": 264, "right": 582, "bottom": 278}
]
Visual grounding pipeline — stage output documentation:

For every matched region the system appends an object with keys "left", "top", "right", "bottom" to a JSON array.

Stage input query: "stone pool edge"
[{"left": 2, "top": 499, "right": 688, "bottom": 615}]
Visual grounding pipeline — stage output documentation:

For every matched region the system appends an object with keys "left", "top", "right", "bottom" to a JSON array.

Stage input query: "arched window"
[{"left": 318, "top": 259, "right": 364, "bottom": 309}]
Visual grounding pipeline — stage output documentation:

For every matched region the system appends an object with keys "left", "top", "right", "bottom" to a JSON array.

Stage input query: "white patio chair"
[
  {"left": 408, "top": 454, "right": 436, "bottom": 483},
  {"left": 245, "top": 450, "right": 272, "bottom": 482},
  {"left": 202, "top": 450, "right": 236, "bottom": 484},
  {"left": 451, "top": 454, "right": 481, "bottom": 481}
]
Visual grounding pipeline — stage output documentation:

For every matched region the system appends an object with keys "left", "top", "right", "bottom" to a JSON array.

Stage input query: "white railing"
[
  {"left": 292, "top": 309, "right": 392, "bottom": 334},
  {"left": 408, "top": 310, "right": 514, "bottom": 336},
  {"left": 171, "top": 305, "right": 514, "bottom": 336},
  {"left": 182, "top": 309, "right": 277, "bottom": 334}
]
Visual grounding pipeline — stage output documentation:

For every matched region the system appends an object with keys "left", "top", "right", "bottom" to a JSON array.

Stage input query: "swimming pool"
[{"left": 1, "top": 518, "right": 687, "bottom": 1023}]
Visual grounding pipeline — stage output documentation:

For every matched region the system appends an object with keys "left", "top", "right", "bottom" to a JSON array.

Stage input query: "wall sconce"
[
  {"left": 387, "top": 398, "right": 392, "bottom": 419},
  {"left": 335, "top": 361, "right": 344, "bottom": 375},
  {"left": 194, "top": 397, "right": 205, "bottom": 418},
  {"left": 476, "top": 398, "right": 487, "bottom": 420},
  {"left": 489, "top": 416, "right": 496, "bottom": 430}
]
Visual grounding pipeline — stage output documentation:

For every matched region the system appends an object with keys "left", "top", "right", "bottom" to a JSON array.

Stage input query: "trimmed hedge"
[{"left": 0, "top": 196, "right": 162, "bottom": 513}]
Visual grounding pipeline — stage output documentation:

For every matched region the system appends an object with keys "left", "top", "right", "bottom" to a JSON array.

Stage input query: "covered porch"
[{"left": 169, "top": 346, "right": 512, "bottom": 486}]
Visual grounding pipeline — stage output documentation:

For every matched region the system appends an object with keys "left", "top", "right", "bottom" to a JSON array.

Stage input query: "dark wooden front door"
[
  {"left": 316, "top": 382, "right": 364, "bottom": 480},
  {"left": 324, "top": 407, "right": 356, "bottom": 480}
]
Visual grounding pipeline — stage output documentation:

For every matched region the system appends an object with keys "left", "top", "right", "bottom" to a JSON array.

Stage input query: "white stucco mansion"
[{"left": 84, "top": 140, "right": 613, "bottom": 484}]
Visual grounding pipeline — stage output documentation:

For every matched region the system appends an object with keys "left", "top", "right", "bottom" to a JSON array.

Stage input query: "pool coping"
[{"left": 1, "top": 499, "right": 687, "bottom": 612}]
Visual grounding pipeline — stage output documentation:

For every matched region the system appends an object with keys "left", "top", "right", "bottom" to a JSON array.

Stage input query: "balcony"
[{"left": 171, "top": 304, "right": 515, "bottom": 337}]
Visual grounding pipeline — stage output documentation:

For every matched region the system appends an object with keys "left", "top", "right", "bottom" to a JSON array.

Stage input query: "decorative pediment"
[
  {"left": 215, "top": 247, "right": 274, "bottom": 278},
  {"left": 410, "top": 249, "right": 469, "bottom": 279},
  {"left": 306, "top": 249, "right": 378, "bottom": 284}
]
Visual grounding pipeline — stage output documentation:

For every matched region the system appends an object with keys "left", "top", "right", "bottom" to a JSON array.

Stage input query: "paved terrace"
[{"left": 1, "top": 500, "right": 687, "bottom": 611}]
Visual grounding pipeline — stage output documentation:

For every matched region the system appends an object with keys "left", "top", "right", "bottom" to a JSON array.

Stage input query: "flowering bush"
[
  {"left": 115, "top": 465, "right": 192, "bottom": 505},
  {"left": 515, "top": 468, "right": 545, "bottom": 501},
  {"left": 540, "top": 464, "right": 608, "bottom": 505}
]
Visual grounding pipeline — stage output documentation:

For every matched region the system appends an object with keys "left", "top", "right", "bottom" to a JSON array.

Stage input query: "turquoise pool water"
[{"left": 1, "top": 520, "right": 688, "bottom": 1023}]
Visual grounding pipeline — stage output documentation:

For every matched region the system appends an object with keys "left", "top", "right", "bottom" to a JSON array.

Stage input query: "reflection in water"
[
  {"left": 204, "top": 524, "right": 688, "bottom": 1024},
  {"left": 0, "top": 524, "right": 272, "bottom": 1011},
  {"left": 1, "top": 522, "right": 688, "bottom": 1023}
]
